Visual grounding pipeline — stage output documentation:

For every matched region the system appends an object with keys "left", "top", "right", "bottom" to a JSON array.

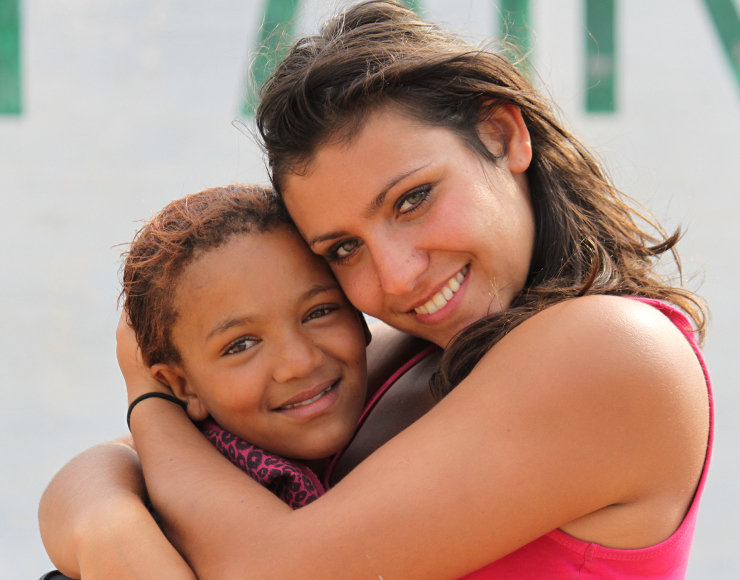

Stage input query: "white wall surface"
[{"left": 0, "top": 1, "right": 737, "bottom": 577}]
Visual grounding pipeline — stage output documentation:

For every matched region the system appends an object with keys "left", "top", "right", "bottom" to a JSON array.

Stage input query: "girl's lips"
[
  {"left": 274, "top": 380, "right": 339, "bottom": 418},
  {"left": 413, "top": 265, "right": 469, "bottom": 316}
]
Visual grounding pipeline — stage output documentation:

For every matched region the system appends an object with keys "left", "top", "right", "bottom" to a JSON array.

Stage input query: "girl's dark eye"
[
  {"left": 397, "top": 186, "right": 430, "bottom": 214},
  {"left": 224, "top": 337, "right": 259, "bottom": 356},
  {"left": 327, "top": 239, "right": 360, "bottom": 264},
  {"left": 305, "top": 305, "right": 337, "bottom": 322}
]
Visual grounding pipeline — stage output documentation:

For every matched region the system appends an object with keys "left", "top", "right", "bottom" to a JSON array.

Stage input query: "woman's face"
[{"left": 282, "top": 106, "right": 535, "bottom": 348}]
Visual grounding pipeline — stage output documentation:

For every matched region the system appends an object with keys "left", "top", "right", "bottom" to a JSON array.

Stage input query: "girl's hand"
[{"left": 116, "top": 312, "right": 170, "bottom": 404}]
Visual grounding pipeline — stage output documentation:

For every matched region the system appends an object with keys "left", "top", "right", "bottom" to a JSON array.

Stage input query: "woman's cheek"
[{"left": 344, "top": 283, "right": 373, "bottom": 316}]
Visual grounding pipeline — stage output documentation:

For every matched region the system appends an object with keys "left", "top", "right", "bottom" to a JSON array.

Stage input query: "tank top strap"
[{"left": 323, "top": 344, "right": 439, "bottom": 488}]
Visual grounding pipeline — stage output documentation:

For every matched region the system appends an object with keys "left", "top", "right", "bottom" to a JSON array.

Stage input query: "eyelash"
[
  {"left": 396, "top": 185, "right": 431, "bottom": 215},
  {"left": 305, "top": 305, "right": 337, "bottom": 321},
  {"left": 223, "top": 336, "right": 259, "bottom": 356},
  {"left": 325, "top": 186, "right": 432, "bottom": 265},
  {"left": 325, "top": 239, "right": 360, "bottom": 265}
]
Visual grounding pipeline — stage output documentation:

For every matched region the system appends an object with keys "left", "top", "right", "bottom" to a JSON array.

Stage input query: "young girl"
[{"left": 120, "top": 184, "right": 369, "bottom": 507}]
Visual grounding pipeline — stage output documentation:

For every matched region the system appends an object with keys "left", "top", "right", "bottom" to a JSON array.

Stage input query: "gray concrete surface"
[{"left": 1, "top": 1, "right": 737, "bottom": 577}]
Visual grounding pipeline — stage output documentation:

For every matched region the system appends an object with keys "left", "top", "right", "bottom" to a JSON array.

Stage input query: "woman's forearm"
[{"left": 38, "top": 438, "right": 195, "bottom": 580}]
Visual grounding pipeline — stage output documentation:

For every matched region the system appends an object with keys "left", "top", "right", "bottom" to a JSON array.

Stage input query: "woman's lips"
[{"left": 414, "top": 265, "right": 469, "bottom": 316}]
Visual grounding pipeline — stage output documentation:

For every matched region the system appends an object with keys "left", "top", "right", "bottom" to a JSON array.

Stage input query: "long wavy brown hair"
[
  {"left": 256, "top": 0, "right": 707, "bottom": 397},
  {"left": 120, "top": 184, "right": 291, "bottom": 366}
]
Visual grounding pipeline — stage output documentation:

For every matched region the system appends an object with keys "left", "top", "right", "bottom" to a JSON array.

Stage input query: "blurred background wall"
[{"left": 1, "top": 1, "right": 737, "bottom": 577}]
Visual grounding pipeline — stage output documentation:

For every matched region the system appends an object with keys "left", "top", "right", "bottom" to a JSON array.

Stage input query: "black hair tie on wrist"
[{"left": 127, "top": 392, "right": 188, "bottom": 431}]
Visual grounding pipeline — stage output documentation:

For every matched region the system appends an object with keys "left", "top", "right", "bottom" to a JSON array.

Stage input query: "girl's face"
[
  {"left": 158, "top": 228, "right": 367, "bottom": 461},
  {"left": 282, "top": 106, "right": 535, "bottom": 347}
]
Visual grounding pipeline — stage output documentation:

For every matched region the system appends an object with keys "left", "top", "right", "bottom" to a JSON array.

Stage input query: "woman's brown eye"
[
  {"left": 337, "top": 240, "right": 357, "bottom": 256},
  {"left": 328, "top": 239, "right": 359, "bottom": 263}
]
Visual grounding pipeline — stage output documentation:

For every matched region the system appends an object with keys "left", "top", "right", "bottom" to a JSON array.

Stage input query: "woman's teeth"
[
  {"left": 279, "top": 384, "right": 333, "bottom": 410},
  {"left": 415, "top": 266, "right": 468, "bottom": 315}
]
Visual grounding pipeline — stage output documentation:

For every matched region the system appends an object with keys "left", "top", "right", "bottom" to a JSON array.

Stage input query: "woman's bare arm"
[
  {"left": 38, "top": 437, "right": 196, "bottom": 579},
  {"left": 127, "top": 296, "right": 709, "bottom": 579}
]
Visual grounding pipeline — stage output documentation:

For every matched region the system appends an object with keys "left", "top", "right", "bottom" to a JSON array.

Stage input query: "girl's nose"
[{"left": 272, "top": 330, "right": 326, "bottom": 383}]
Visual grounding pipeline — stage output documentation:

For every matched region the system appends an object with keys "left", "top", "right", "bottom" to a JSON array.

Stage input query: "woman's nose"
[
  {"left": 370, "top": 235, "right": 428, "bottom": 297},
  {"left": 271, "top": 330, "right": 326, "bottom": 383}
]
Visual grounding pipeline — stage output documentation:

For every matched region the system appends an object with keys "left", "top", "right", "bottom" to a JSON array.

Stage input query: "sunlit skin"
[
  {"left": 282, "top": 105, "right": 535, "bottom": 348},
  {"left": 152, "top": 228, "right": 368, "bottom": 462}
]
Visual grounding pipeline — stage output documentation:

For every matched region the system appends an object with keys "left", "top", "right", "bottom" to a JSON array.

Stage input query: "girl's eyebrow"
[
  {"left": 307, "top": 163, "right": 430, "bottom": 249},
  {"left": 206, "top": 315, "right": 254, "bottom": 343},
  {"left": 302, "top": 282, "right": 340, "bottom": 301},
  {"left": 205, "top": 284, "right": 340, "bottom": 342}
]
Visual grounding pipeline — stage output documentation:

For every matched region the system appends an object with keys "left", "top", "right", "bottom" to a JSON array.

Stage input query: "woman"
[{"left": 39, "top": 2, "right": 712, "bottom": 578}]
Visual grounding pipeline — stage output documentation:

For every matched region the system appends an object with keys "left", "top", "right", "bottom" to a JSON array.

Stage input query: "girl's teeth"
[{"left": 415, "top": 266, "right": 468, "bottom": 316}]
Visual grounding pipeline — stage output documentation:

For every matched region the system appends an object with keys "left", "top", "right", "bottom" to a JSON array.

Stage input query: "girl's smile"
[{"left": 273, "top": 379, "right": 339, "bottom": 417}]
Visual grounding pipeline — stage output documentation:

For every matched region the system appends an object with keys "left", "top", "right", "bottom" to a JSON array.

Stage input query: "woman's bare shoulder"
[
  {"left": 475, "top": 294, "right": 706, "bottom": 406},
  {"left": 502, "top": 294, "right": 699, "bottom": 367},
  {"left": 464, "top": 295, "right": 709, "bottom": 535}
]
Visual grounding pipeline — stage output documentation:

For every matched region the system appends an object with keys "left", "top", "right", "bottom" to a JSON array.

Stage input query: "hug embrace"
[{"left": 39, "top": 1, "right": 712, "bottom": 578}]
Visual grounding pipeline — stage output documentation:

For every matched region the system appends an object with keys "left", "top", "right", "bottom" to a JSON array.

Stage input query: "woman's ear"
[
  {"left": 150, "top": 363, "right": 209, "bottom": 422},
  {"left": 476, "top": 104, "right": 532, "bottom": 174}
]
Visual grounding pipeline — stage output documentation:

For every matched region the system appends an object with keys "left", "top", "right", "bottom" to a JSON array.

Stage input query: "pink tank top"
[{"left": 329, "top": 299, "right": 714, "bottom": 579}]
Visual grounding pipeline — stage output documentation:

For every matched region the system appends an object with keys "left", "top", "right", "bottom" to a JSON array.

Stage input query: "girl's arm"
[
  {"left": 38, "top": 439, "right": 196, "bottom": 580},
  {"left": 128, "top": 296, "right": 710, "bottom": 579}
]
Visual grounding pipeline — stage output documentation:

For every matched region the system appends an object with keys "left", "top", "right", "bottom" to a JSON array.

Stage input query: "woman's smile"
[{"left": 413, "top": 265, "right": 469, "bottom": 316}]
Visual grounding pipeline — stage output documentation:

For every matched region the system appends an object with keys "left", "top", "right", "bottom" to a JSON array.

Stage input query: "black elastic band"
[{"left": 127, "top": 392, "right": 188, "bottom": 430}]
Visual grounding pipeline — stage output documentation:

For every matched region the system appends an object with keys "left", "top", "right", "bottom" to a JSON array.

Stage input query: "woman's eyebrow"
[
  {"left": 307, "top": 163, "right": 431, "bottom": 249},
  {"left": 365, "top": 163, "right": 431, "bottom": 217},
  {"left": 308, "top": 230, "right": 350, "bottom": 249}
]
